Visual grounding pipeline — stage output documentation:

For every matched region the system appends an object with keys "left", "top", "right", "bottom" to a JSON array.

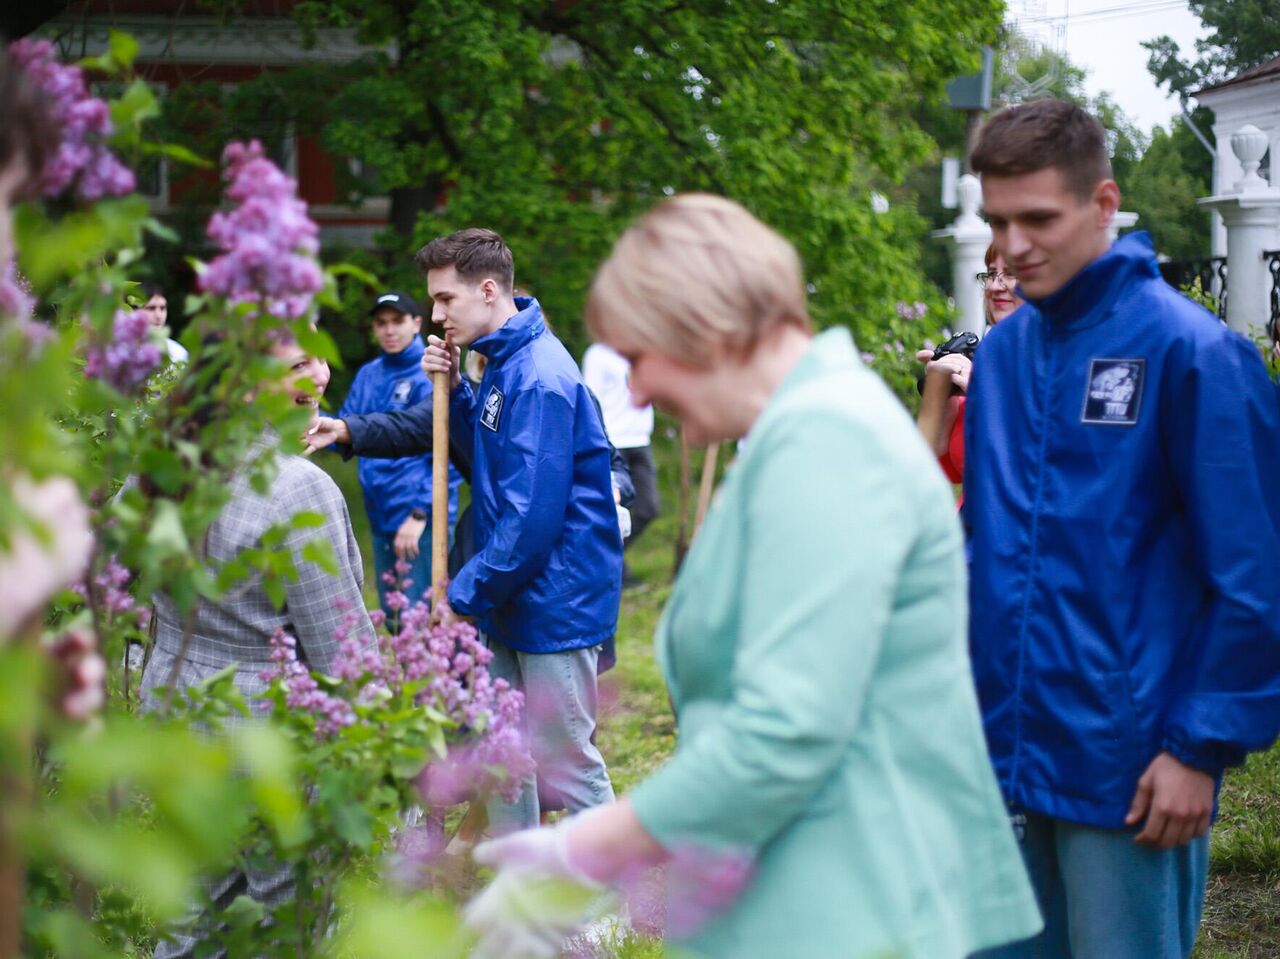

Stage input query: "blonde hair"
[{"left": 585, "top": 194, "right": 810, "bottom": 368}]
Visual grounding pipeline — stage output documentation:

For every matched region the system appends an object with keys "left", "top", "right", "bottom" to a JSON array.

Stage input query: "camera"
[{"left": 916, "top": 331, "right": 980, "bottom": 395}]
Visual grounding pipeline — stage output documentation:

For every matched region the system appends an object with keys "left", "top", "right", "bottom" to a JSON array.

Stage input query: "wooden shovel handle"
[
  {"left": 917, "top": 365, "right": 954, "bottom": 453},
  {"left": 431, "top": 335, "right": 452, "bottom": 607},
  {"left": 694, "top": 441, "right": 720, "bottom": 534}
]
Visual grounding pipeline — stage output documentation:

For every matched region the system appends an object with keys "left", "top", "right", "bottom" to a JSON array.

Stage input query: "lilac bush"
[
  {"left": 8, "top": 38, "right": 135, "bottom": 200},
  {"left": 82, "top": 308, "right": 163, "bottom": 394},
  {"left": 200, "top": 140, "right": 324, "bottom": 322},
  {"left": 260, "top": 588, "right": 532, "bottom": 803}
]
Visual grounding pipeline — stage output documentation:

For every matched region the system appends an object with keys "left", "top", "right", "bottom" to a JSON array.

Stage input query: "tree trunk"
[{"left": 388, "top": 180, "right": 441, "bottom": 243}]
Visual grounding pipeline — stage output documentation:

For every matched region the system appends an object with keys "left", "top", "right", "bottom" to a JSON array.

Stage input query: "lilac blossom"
[
  {"left": 260, "top": 629, "right": 356, "bottom": 737},
  {"left": 894, "top": 300, "right": 928, "bottom": 322},
  {"left": 83, "top": 308, "right": 163, "bottom": 394},
  {"left": 0, "top": 260, "right": 35, "bottom": 320},
  {"left": 199, "top": 140, "right": 323, "bottom": 322},
  {"left": 8, "top": 38, "right": 135, "bottom": 200},
  {"left": 259, "top": 591, "right": 532, "bottom": 803},
  {"left": 73, "top": 555, "right": 151, "bottom": 632},
  {"left": 0, "top": 260, "right": 52, "bottom": 354}
]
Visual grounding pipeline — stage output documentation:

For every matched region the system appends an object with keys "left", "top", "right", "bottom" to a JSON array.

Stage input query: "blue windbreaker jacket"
[
  {"left": 447, "top": 298, "right": 622, "bottom": 653},
  {"left": 965, "top": 232, "right": 1280, "bottom": 829},
  {"left": 337, "top": 335, "right": 462, "bottom": 535}
]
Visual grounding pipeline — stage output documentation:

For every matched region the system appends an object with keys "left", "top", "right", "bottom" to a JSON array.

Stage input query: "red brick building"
[{"left": 44, "top": 0, "right": 391, "bottom": 248}]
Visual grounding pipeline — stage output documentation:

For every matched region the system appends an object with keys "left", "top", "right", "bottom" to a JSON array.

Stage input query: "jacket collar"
[
  {"left": 1022, "top": 231, "right": 1161, "bottom": 331},
  {"left": 744, "top": 327, "right": 848, "bottom": 443},
  {"left": 471, "top": 297, "right": 544, "bottom": 365},
  {"left": 382, "top": 334, "right": 424, "bottom": 372}
]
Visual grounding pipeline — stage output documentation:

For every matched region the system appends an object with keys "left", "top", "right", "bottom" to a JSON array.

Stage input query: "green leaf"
[
  {"left": 263, "top": 574, "right": 286, "bottom": 610},
  {"left": 330, "top": 793, "right": 374, "bottom": 849},
  {"left": 26, "top": 909, "right": 116, "bottom": 959},
  {"left": 110, "top": 79, "right": 161, "bottom": 132},
  {"left": 289, "top": 510, "right": 326, "bottom": 529},
  {"left": 147, "top": 498, "right": 190, "bottom": 558},
  {"left": 291, "top": 321, "right": 342, "bottom": 366},
  {"left": 139, "top": 447, "right": 187, "bottom": 495},
  {"left": 223, "top": 893, "right": 266, "bottom": 926},
  {"left": 140, "top": 140, "right": 214, "bottom": 169},
  {"left": 301, "top": 535, "right": 338, "bottom": 575},
  {"left": 233, "top": 725, "right": 309, "bottom": 849},
  {"left": 327, "top": 261, "right": 382, "bottom": 287},
  {"left": 335, "top": 883, "right": 469, "bottom": 959},
  {"left": 145, "top": 217, "right": 182, "bottom": 244},
  {"left": 108, "top": 29, "right": 141, "bottom": 70}
]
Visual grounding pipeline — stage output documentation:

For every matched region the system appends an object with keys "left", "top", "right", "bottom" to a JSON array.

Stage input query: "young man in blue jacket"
[
  {"left": 965, "top": 98, "right": 1280, "bottom": 958},
  {"left": 337, "top": 291, "right": 462, "bottom": 622},
  {"left": 308, "top": 229, "right": 623, "bottom": 833}
]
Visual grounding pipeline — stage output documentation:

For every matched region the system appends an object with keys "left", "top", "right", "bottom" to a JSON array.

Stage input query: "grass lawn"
[{"left": 315, "top": 417, "right": 1280, "bottom": 957}]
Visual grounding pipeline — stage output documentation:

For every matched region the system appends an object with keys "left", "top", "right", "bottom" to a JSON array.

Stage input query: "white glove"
[
  {"left": 616, "top": 504, "right": 632, "bottom": 540},
  {"left": 465, "top": 811, "right": 614, "bottom": 959}
]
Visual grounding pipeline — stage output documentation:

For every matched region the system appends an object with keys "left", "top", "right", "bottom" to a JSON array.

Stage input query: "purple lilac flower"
[
  {"left": 894, "top": 300, "right": 929, "bottom": 323},
  {"left": 73, "top": 555, "right": 149, "bottom": 631},
  {"left": 260, "top": 629, "right": 356, "bottom": 737},
  {"left": 0, "top": 260, "right": 53, "bottom": 354},
  {"left": 199, "top": 140, "right": 323, "bottom": 321},
  {"left": 8, "top": 39, "right": 135, "bottom": 200},
  {"left": 83, "top": 308, "right": 163, "bottom": 394},
  {"left": 260, "top": 588, "right": 532, "bottom": 800},
  {"left": 0, "top": 259, "right": 35, "bottom": 319}
]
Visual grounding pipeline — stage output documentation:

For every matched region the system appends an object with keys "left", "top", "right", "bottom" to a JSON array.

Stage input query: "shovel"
[
  {"left": 431, "top": 334, "right": 452, "bottom": 608},
  {"left": 916, "top": 365, "right": 954, "bottom": 453}
]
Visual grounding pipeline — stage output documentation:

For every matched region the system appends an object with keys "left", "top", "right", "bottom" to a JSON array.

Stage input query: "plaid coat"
[{"left": 140, "top": 449, "right": 374, "bottom": 719}]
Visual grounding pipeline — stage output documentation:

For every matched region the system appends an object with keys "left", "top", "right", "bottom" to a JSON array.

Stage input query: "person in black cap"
[{"left": 335, "top": 291, "right": 463, "bottom": 625}]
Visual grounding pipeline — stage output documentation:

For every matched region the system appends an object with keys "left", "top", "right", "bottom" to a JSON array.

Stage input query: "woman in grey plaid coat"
[{"left": 140, "top": 337, "right": 375, "bottom": 958}]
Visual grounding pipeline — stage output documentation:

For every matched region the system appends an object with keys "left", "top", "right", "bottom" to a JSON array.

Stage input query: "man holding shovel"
[{"left": 307, "top": 228, "right": 622, "bottom": 834}]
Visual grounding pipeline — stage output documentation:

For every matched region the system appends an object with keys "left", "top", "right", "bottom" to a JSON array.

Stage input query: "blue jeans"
[
  {"left": 371, "top": 529, "right": 435, "bottom": 625},
  {"left": 975, "top": 809, "right": 1210, "bottom": 959},
  {"left": 481, "top": 637, "right": 615, "bottom": 834}
]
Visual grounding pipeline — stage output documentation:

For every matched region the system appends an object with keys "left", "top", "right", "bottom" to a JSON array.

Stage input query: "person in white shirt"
[
  {"left": 137, "top": 283, "right": 188, "bottom": 364},
  {"left": 582, "top": 342, "right": 659, "bottom": 586}
]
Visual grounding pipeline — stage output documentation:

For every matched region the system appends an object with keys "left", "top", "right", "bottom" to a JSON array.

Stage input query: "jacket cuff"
[
  {"left": 339, "top": 414, "right": 369, "bottom": 460},
  {"left": 1160, "top": 730, "right": 1243, "bottom": 776}
]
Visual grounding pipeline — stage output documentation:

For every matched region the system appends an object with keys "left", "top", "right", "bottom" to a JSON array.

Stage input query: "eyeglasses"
[{"left": 976, "top": 270, "right": 1014, "bottom": 287}]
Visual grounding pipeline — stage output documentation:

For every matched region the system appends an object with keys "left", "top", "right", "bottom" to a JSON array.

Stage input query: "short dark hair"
[
  {"left": 0, "top": 50, "right": 60, "bottom": 199},
  {"left": 970, "top": 99, "right": 1112, "bottom": 200},
  {"left": 124, "top": 281, "right": 165, "bottom": 309},
  {"left": 414, "top": 228, "right": 514, "bottom": 292}
]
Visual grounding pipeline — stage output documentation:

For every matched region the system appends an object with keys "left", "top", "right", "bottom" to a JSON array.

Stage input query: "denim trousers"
[
  {"left": 371, "top": 529, "right": 435, "bottom": 624},
  {"left": 975, "top": 809, "right": 1210, "bottom": 959},
  {"left": 481, "top": 637, "right": 615, "bottom": 834}
]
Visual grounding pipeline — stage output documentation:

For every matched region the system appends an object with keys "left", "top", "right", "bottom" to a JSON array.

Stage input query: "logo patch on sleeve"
[
  {"left": 480, "top": 386, "right": 505, "bottom": 432},
  {"left": 1081, "top": 358, "right": 1145, "bottom": 425}
]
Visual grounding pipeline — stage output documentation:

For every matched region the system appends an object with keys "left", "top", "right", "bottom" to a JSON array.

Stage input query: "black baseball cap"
[{"left": 369, "top": 291, "right": 419, "bottom": 316}]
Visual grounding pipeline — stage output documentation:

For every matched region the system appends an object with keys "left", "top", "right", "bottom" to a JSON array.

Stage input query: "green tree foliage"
[
  {"left": 1120, "top": 121, "right": 1212, "bottom": 259},
  {"left": 912, "top": 25, "right": 1147, "bottom": 291},
  {"left": 1144, "top": 0, "right": 1280, "bottom": 99},
  {"left": 1137, "top": 1, "right": 1280, "bottom": 260},
  {"left": 183, "top": 0, "right": 1004, "bottom": 359}
]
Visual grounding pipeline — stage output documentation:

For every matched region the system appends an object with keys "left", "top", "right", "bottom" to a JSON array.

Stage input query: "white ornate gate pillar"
[
  {"left": 1199, "top": 124, "right": 1280, "bottom": 337},
  {"left": 933, "top": 174, "right": 991, "bottom": 335}
]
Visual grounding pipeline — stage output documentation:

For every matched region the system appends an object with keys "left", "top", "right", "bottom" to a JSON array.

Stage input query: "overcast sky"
[{"left": 1007, "top": 0, "right": 1210, "bottom": 133}]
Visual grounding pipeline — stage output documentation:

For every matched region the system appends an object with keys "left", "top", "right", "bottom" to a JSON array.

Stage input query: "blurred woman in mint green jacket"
[{"left": 464, "top": 194, "right": 1041, "bottom": 959}]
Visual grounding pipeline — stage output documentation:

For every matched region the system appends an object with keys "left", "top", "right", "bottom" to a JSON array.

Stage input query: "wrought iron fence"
[
  {"left": 1158, "top": 256, "right": 1228, "bottom": 322},
  {"left": 1266, "top": 250, "right": 1280, "bottom": 344}
]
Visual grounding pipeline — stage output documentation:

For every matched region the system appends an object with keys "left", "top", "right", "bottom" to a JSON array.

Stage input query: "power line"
[{"left": 1014, "top": 0, "right": 1189, "bottom": 25}]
